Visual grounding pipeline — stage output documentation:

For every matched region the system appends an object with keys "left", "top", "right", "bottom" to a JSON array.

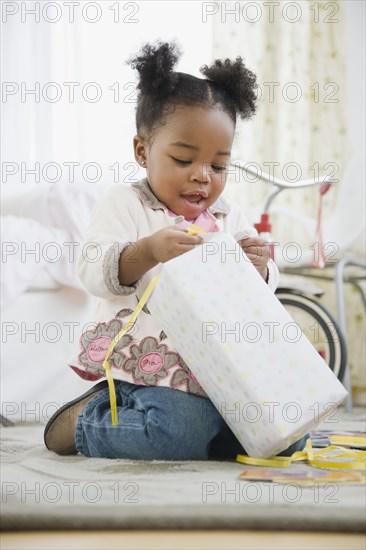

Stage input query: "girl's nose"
[{"left": 189, "top": 164, "right": 211, "bottom": 183}]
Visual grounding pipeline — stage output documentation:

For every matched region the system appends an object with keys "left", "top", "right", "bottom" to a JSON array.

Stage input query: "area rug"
[{"left": 1, "top": 410, "right": 365, "bottom": 532}]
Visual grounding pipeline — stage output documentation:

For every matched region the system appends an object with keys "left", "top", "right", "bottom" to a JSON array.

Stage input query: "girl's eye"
[
  {"left": 172, "top": 157, "right": 227, "bottom": 172},
  {"left": 172, "top": 157, "right": 191, "bottom": 165}
]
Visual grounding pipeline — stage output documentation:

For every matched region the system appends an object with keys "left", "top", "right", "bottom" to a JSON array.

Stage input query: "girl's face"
[{"left": 133, "top": 105, "right": 235, "bottom": 219}]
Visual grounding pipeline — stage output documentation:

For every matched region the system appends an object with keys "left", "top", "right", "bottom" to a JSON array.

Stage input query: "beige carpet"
[{"left": 1, "top": 407, "right": 365, "bottom": 532}]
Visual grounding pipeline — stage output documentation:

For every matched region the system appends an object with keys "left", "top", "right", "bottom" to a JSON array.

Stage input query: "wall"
[{"left": 1, "top": 1, "right": 213, "bottom": 195}]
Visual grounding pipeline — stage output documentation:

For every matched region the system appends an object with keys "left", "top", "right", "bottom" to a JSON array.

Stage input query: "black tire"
[{"left": 275, "top": 290, "right": 347, "bottom": 382}]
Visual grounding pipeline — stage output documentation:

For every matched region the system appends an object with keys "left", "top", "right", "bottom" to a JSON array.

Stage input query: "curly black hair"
[{"left": 127, "top": 40, "right": 258, "bottom": 139}]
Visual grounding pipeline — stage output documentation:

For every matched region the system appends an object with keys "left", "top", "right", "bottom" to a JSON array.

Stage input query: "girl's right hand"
[{"left": 147, "top": 226, "right": 204, "bottom": 263}]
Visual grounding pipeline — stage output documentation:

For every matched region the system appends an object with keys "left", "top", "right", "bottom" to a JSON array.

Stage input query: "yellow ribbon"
[
  {"left": 103, "top": 275, "right": 160, "bottom": 425},
  {"left": 236, "top": 438, "right": 366, "bottom": 471},
  {"left": 103, "top": 224, "right": 203, "bottom": 425},
  {"left": 329, "top": 435, "right": 366, "bottom": 447},
  {"left": 186, "top": 223, "right": 206, "bottom": 235}
]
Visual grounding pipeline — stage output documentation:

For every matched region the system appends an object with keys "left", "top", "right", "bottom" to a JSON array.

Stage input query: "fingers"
[
  {"left": 168, "top": 226, "right": 203, "bottom": 245},
  {"left": 240, "top": 237, "right": 269, "bottom": 255},
  {"left": 242, "top": 244, "right": 269, "bottom": 256},
  {"left": 245, "top": 253, "right": 264, "bottom": 266},
  {"left": 173, "top": 231, "right": 204, "bottom": 248},
  {"left": 169, "top": 228, "right": 204, "bottom": 257},
  {"left": 241, "top": 238, "right": 270, "bottom": 270},
  {"left": 182, "top": 235, "right": 204, "bottom": 247},
  {"left": 238, "top": 236, "right": 267, "bottom": 247}
]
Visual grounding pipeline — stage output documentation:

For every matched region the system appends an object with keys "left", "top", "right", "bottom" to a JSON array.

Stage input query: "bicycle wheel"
[{"left": 275, "top": 289, "right": 347, "bottom": 382}]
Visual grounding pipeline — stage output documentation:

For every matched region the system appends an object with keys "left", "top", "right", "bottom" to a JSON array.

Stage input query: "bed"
[{"left": 1, "top": 181, "right": 107, "bottom": 421}]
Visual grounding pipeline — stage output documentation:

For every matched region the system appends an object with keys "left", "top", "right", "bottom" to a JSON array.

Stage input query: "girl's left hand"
[{"left": 238, "top": 236, "right": 270, "bottom": 280}]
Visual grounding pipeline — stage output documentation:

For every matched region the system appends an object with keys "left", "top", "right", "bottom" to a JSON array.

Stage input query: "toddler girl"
[{"left": 44, "top": 41, "right": 309, "bottom": 460}]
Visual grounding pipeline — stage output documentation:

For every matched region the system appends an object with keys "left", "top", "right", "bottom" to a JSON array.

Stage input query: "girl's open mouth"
[
  {"left": 181, "top": 195, "right": 206, "bottom": 218},
  {"left": 180, "top": 190, "right": 208, "bottom": 216},
  {"left": 183, "top": 194, "right": 203, "bottom": 204}
]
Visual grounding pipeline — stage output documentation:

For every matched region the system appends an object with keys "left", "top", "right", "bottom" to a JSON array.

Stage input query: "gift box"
[{"left": 148, "top": 232, "right": 348, "bottom": 458}]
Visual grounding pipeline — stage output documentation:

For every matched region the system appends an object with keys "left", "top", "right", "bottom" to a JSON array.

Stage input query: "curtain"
[{"left": 212, "top": 0, "right": 349, "bottom": 244}]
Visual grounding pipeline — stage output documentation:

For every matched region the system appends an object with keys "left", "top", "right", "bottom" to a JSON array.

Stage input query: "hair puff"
[
  {"left": 127, "top": 41, "right": 182, "bottom": 98},
  {"left": 200, "top": 57, "right": 258, "bottom": 119},
  {"left": 127, "top": 41, "right": 258, "bottom": 136}
]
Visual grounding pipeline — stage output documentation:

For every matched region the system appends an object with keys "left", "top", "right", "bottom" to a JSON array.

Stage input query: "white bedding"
[
  {"left": 1, "top": 181, "right": 106, "bottom": 308},
  {"left": 1, "top": 182, "right": 108, "bottom": 417},
  {"left": 1, "top": 285, "right": 96, "bottom": 422}
]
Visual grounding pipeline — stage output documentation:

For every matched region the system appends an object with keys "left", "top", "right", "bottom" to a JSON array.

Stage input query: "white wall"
[{"left": 1, "top": 1, "right": 213, "bottom": 195}]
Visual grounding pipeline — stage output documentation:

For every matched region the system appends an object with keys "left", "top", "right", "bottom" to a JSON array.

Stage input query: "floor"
[
  {"left": 1, "top": 530, "right": 366, "bottom": 550},
  {"left": 1, "top": 405, "right": 365, "bottom": 550}
]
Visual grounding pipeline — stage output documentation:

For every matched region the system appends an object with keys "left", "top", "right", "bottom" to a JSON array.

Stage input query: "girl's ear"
[{"left": 133, "top": 135, "right": 148, "bottom": 167}]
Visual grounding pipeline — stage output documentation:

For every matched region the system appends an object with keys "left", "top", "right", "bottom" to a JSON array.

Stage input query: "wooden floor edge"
[{"left": 1, "top": 529, "right": 366, "bottom": 550}]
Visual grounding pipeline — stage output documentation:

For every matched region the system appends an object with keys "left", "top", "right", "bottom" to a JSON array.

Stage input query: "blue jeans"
[{"left": 75, "top": 381, "right": 310, "bottom": 460}]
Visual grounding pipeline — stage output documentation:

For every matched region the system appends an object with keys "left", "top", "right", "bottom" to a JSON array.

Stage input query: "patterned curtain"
[{"left": 212, "top": 0, "right": 348, "bottom": 243}]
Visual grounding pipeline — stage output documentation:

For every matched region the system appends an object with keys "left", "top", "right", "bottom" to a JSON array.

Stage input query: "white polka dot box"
[{"left": 148, "top": 232, "right": 348, "bottom": 459}]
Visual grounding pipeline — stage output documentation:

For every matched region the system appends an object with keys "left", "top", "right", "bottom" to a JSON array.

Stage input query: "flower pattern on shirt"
[
  {"left": 171, "top": 358, "right": 206, "bottom": 397},
  {"left": 78, "top": 318, "right": 133, "bottom": 377},
  {"left": 119, "top": 336, "right": 180, "bottom": 385}
]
